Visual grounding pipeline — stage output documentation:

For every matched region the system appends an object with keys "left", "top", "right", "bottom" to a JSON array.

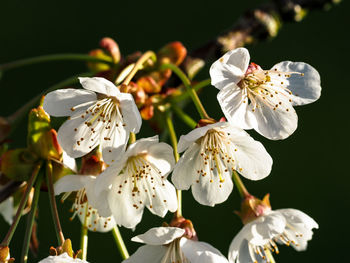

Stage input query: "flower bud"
[
  {"left": 169, "top": 216, "right": 198, "bottom": 241},
  {"left": 0, "top": 246, "right": 14, "bottom": 263},
  {"left": 99, "top": 37, "right": 120, "bottom": 63},
  {"left": 27, "top": 106, "right": 62, "bottom": 160},
  {"left": 1, "top": 148, "right": 38, "bottom": 181},
  {"left": 158, "top": 41, "right": 187, "bottom": 66},
  {"left": 235, "top": 193, "right": 271, "bottom": 224},
  {"left": 87, "top": 49, "right": 113, "bottom": 73},
  {"left": 80, "top": 149, "right": 106, "bottom": 175}
]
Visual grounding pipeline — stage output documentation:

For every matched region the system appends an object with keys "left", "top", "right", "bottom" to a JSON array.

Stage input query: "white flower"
[
  {"left": 55, "top": 174, "right": 116, "bottom": 232},
  {"left": 43, "top": 77, "right": 142, "bottom": 163},
  {"left": 95, "top": 136, "right": 177, "bottom": 229},
  {"left": 210, "top": 48, "right": 321, "bottom": 140},
  {"left": 228, "top": 209, "right": 318, "bottom": 263},
  {"left": 124, "top": 227, "right": 229, "bottom": 263},
  {"left": 38, "top": 253, "right": 88, "bottom": 263},
  {"left": 172, "top": 122, "right": 272, "bottom": 206},
  {"left": 0, "top": 185, "right": 14, "bottom": 225}
]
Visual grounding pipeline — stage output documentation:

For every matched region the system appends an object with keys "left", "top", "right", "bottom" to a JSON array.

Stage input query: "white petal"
[
  {"left": 101, "top": 125, "right": 128, "bottom": 164},
  {"left": 248, "top": 212, "right": 286, "bottom": 246},
  {"left": 146, "top": 180, "right": 178, "bottom": 217},
  {"left": 57, "top": 111, "right": 100, "bottom": 158},
  {"left": 118, "top": 92, "right": 142, "bottom": 133},
  {"left": 145, "top": 142, "right": 175, "bottom": 177},
  {"left": 172, "top": 143, "right": 200, "bottom": 190},
  {"left": 277, "top": 209, "right": 318, "bottom": 230},
  {"left": 210, "top": 48, "right": 250, "bottom": 90},
  {"left": 272, "top": 61, "right": 321, "bottom": 106},
  {"left": 236, "top": 240, "right": 266, "bottom": 263},
  {"left": 217, "top": 84, "right": 252, "bottom": 129},
  {"left": 54, "top": 175, "right": 95, "bottom": 195},
  {"left": 43, "top": 89, "right": 96, "bottom": 117},
  {"left": 0, "top": 197, "right": 14, "bottom": 225},
  {"left": 108, "top": 173, "right": 145, "bottom": 229},
  {"left": 131, "top": 227, "right": 185, "bottom": 245},
  {"left": 226, "top": 126, "right": 272, "bottom": 180},
  {"left": 181, "top": 238, "right": 229, "bottom": 263},
  {"left": 38, "top": 252, "right": 89, "bottom": 263},
  {"left": 277, "top": 208, "right": 318, "bottom": 251},
  {"left": 228, "top": 226, "right": 250, "bottom": 263},
  {"left": 94, "top": 161, "right": 124, "bottom": 197},
  {"left": 177, "top": 122, "right": 225, "bottom": 153},
  {"left": 83, "top": 176, "right": 114, "bottom": 218},
  {"left": 127, "top": 136, "right": 159, "bottom": 157},
  {"left": 122, "top": 245, "right": 167, "bottom": 263},
  {"left": 61, "top": 151, "right": 77, "bottom": 172},
  {"left": 76, "top": 202, "right": 116, "bottom": 232},
  {"left": 79, "top": 77, "right": 120, "bottom": 97},
  {"left": 250, "top": 95, "right": 298, "bottom": 140},
  {"left": 191, "top": 166, "right": 233, "bottom": 206}
]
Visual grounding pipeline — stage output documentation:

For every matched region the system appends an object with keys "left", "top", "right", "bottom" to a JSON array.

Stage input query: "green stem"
[
  {"left": 5, "top": 72, "right": 95, "bottom": 139},
  {"left": 164, "top": 112, "right": 182, "bottom": 218},
  {"left": 20, "top": 172, "right": 43, "bottom": 263},
  {"left": 0, "top": 162, "right": 42, "bottom": 246},
  {"left": 171, "top": 103, "right": 197, "bottom": 129},
  {"left": 172, "top": 78, "right": 211, "bottom": 103},
  {"left": 46, "top": 160, "right": 65, "bottom": 245},
  {"left": 112, "top": 226, "right": 129, "bottom": 260},
  {"left": 0, "top": 54, "right": 114, "bottom": 72},
  {"left": 160, "top": 63, "right": 209, "bottom": 119},
  {"left": 121, "top": 51, "right": 156, "bottom": 85},
  {"left": 232, "top": 170, "right": 250, "bottom": 198},
  {"left": 80, "top": 204, "right": 89, "bottom": 260}
]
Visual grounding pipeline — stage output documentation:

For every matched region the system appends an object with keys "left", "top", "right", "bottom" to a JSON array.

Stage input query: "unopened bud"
[
  {"left": 169, "top": 216, "right": 198, "bottom": 241},
  {"left": 0, "top": 246, "right": 14, "bottom": 263},
  {"left": 27, "top": 106, "right": 62, "bottom": 160},
  {"left": 158, "top": 42, "right": 187, "bottom": 66},
  {"left": 99, "top": 37, "right": 120, "bottom": 63},
  {"left": 80, "top": 149, "right": 106, "bottom": 175},
  {"left": 87, "top": 49, "right": 113, "bottom": 72},
  {"left": 235, "top": 194, "right": 271, "bottom": 224}
]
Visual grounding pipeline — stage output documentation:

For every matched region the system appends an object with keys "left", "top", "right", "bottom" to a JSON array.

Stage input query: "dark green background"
[{"left": 0, "top": 0, "right": 349, "bottom": 262}]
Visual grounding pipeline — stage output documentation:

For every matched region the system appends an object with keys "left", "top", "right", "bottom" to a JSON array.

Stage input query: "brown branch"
[{"left": 185, "top": 0, "right": 340, "bottom": 65}]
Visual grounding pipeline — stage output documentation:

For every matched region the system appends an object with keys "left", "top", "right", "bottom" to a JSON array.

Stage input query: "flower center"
[
  {"left": 248, "top": 230, "right": 302, "bottom": 263},
  {"left": 161, "top": 239, "right": 189, "bottom": 263},
  {"left": 238, "top": 63, "right": 304, "bottom": 112},
  {"left": 117, "top": 155, "right": 168, "bottom": 210},
  {"left": 71, "top": 97, "right": 125, "bottom": 149},
  {"left": 196, "top": 129, "right": 237, "bottom": 187},
  {"left": 62, "top": 188, "right": 113, "bottom": 232}
]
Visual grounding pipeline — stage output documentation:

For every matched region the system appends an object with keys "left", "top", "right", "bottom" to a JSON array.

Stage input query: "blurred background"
[{"left": 0, "top": 0, "right": 349, "bottom": 262}]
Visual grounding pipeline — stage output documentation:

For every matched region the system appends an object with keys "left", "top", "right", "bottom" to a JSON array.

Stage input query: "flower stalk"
[
  {"left": 165, "top": 112, "right": 182, "bottom": 218},
  {"left": 20, "top": 172, "right": 43, "bottom": 263},
  {"left": 0, "top": 54, "right": 115, "bottom": 72},
  {"left": 0, "top": 162, "right": 42, "bottom": 247},
  {"left": 121, "top": 51, "right": 156, "bottom": 86},
  {"left": 232, "top": 170, "right": 250, "bottom": 199},
  {"left": 80, "top": 204, "right": 89, "bottom": 261},
  {"left": 46, "top": 160, "right": 65, "bottom": 245},
  {"left": 172, "top": 78, "right": 211, "bottom": 103},
  {"left": 112, "top": 226, "right": 129, "bottom": 260},
  {"left": 160, "top": 63, "right": 209, "bottom": 119},
  {"left": 171, "top": 103, "right": 197, "bottom": 129}
]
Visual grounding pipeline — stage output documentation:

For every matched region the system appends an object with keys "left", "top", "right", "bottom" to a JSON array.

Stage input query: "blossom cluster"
[{"left": 0, "top": 46, "right": 321, "bottom": 263}]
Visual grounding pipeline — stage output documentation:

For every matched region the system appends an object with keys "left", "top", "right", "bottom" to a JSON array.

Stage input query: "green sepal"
[{"left": 1, "top": 148, "right": 39, "bottom": 181}]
